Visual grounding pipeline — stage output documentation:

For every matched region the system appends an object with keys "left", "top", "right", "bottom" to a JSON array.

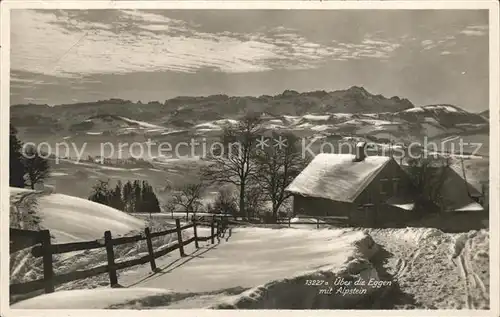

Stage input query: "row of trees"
[
  {"left": 89, "top": 179, "right": 161, "bottom": 214},
  {"left": 163, "top": 114, "right": 308, "bottom": 222},
  {"left": 406, "top": 156, "right": 451, "bottom": 213},
  {"left": 10, "top": 125, "right": 51, "bottom": 190},
  {"left": 202, "top": 114, "right": 308, "bottom": 221}
]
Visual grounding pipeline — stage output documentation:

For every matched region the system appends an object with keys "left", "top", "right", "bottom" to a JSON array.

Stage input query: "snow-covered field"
[
  {"left": 10, "top": 223, "right": 490, "bottom": 310},
  {"left": 9, "top": 189, "right": 490, "bottom": 310},
  {"left": 13, "top": 227, "right": 383, "bottom": 309}
]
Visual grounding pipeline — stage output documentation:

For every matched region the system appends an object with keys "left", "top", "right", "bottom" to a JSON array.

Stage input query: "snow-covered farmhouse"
[
  {"left": 286, "top": 141, "right": 487, "bottom": 227},
  {"left": 286, "top": 142, "right": 416, "bottom": 226}
]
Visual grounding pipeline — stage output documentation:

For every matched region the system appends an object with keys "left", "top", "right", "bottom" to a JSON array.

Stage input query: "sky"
[{"left": 10, "top": 9, "right": 489, "bottom": 112}]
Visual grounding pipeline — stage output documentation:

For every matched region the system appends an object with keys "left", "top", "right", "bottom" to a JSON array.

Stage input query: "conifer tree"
[
  {"left": 148, "top": 184, "right": 161, "bottom": 214},
  {"left": 138, "top": 180, "right": 147, "bottom": 213},
  {"left": 10, "top": 125, "right": 26, "bottom": 188},
  {"left": 109, "top": 180, "right": 124, "bottom": 210},
  {"left": 122, "top": 181, "right": 133, "bottom": 212},
  {"left": 88, "top": 179, "right": 160, "bottom": 214},
  {"left": 133, "top": 180, "right": 142, "bottom": 212},
  {"left": 143, "top": 182, "right": 161, "bottom": 214}
]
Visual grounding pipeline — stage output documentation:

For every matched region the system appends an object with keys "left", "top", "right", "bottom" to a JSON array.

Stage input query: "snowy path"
[
  {"left": 13, "top": 225, "right": 487, "bottom": 310},
  {"left": 13, "top": 227, "right": 379, "bottom": 309},
  {"left": 369, "top": 228, "right": 489, "bottom": 310},
  {"left": 450, "top": 232, "right": 489, "bottom": 309},
  {"left": 113, "top": 227, "right": 371, "bottom": 308}
]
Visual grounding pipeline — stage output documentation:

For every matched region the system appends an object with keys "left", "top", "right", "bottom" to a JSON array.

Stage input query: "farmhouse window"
[
  {"left": 366, "top": 189, "right": 372, "bottom": 203},
  {"left": 380, "top": 178, "right": 391, "bottom": 196},
  {"left": 392, "top": 178, "right": 400, "bottom": 195}
]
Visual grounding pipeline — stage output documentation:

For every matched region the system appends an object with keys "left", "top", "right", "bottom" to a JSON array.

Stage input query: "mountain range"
[{"left": 11, "top": 86, "right": 488, "bottom": 146}]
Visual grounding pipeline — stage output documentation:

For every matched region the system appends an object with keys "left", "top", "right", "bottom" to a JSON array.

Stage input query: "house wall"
[
  {"left": 354, "top": 159, "right": 414, "bottom": 206},
  {"left": 293, "top": 195, "right": 356, "bottom": 218},
  {"left": 408, "top": 210, "right": 488, "bottom": 232},
  {"left": 292, "top": 158, "right": 417, "bottom": 226}
]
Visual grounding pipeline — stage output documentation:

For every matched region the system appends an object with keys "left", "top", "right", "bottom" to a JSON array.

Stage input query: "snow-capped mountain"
[{"left": 11, "top": 86, "right": 488, "bottom": 144}]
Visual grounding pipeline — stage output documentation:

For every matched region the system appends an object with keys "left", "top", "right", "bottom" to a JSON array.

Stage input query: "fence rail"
[
  {"left": 10, "top": 216, "right": 222, "bottom": 297},
  {"left": 276, "top": 216, "right": 351, "bottom": 228}
]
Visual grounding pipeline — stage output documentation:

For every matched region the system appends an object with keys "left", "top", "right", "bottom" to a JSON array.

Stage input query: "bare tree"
[
  {"left": 88, "top": 179, "right": 112, "bottom": 205},
  {"left": 209, "top": 186, "right": 239, "bottom": 218},
  {"left": 171, "top": 183, "right": 205, "bottom": 219},
  {"left": 244, "top": 185, "right": 266, "bottom": 220},
  {"left": 254, "top": 133, "right": 308, "bottom": 222},
  {"left": 201, "top": 113, "right": 262, "bottom": 219},
  {"left": 406, "top": 156, "right": 451, "bottom": 212},
  {"left": 163, "top": 199, "right": 177, "bottom": 219},
  {"left": 22, "top": 146, "right": 51, "bottom": 190}
]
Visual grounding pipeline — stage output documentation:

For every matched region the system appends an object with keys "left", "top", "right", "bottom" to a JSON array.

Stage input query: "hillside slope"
[
  {"left": 10, "top": 188, "right": 145, "bottom": 243},
  {"left": 9, "top": 188, "right": 190, "bottom": 304}
]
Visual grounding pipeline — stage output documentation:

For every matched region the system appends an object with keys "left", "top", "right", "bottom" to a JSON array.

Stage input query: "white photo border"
[{"left": 1, "top": 1, "right": 498, "bottom": 317}]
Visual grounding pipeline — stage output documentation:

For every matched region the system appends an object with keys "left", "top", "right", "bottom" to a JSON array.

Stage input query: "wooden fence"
[
  {"left": 10, "top": 217, "right": 222, "bottom": 296},
  {"left": 276, "top": 216, "right": 351, "bottom": 228}
]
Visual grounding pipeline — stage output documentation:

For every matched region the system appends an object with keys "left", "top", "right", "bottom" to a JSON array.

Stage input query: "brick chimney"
[{"left": 354, "top": 141, "right": 367, "bottom": 162}]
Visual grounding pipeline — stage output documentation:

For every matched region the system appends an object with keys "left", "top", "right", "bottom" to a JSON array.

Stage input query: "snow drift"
[
  {"left": 211, "top": 230, "right": 383, "bottom": 309},
  {"left": 11, "top": 288, "right": 173, "bottom": 309}
]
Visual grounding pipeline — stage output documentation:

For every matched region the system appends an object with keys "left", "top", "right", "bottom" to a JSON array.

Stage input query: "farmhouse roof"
[
  {"left": 448, "top": 162, "right": 485, "bottom": 194},
  {"left": 285, "top": 153, "right": 391, "bottom": 203},
  {"left": 439, "top": 167, "right": 484, "bottom": 212}
]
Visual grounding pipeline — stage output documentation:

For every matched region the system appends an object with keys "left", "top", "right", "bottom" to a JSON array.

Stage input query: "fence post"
[
  {"left": 40, "top": 230, "right": 54, "bottom": 293},
  {"left": 216, "top": 216, "right": 220, "bottom": 236},
  {"left": 175, "top": 219, "right": 186, "bottom": 257},
  {"left": 104, "top": 230, "right": 118, "bottom": 287},
  {"left": 144, "top": 227, "right": 157, "bottom": 271},
  {"left": 192, "top": 218, "right": 199, "bottom": 248},
  {"left": 210, "top": 216, "right": 215, "bottom": 244},
  {"left": 317, "top": 218, "right": 319, "bottom": 229},
  {"left": 289, "top": 217, "right": 291, "bottom": 227}
]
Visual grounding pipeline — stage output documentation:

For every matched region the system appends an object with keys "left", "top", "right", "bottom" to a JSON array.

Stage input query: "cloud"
[
  {"left": 420, "top": 35, "right": 457, "bottom": 53},
  {"left": 460, "top": 30, "right": 485, "bottom": 36},
  {"left": 23, "top": 97, "right": 48, "bottom": 101},
  {"left": 12, "top": 10, "right": 406, "bottom": 79},
  {"left": 460, "top": 25, "right": 488, "bottom": 36},
  {"left": 11, "top": 77, "right": 37, "bottom": 84},
  {"left": 421, "top": 39, "right": 438, "bottom": 50},
  {"left": 12, "top": 10, "right": 292, "bottom": 76}
]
